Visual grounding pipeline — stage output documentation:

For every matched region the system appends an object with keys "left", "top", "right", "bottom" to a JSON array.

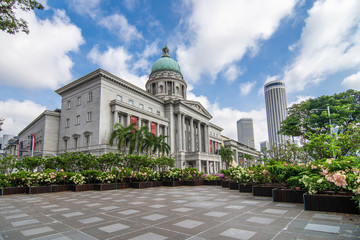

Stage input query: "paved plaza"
[{"left": 0, "top": 186, "right": 359, "bottom": 240}]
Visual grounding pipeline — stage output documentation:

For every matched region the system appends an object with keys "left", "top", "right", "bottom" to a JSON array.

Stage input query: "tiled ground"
[{"left": 0, "top": 186, "right": 359, "bottom": 240}]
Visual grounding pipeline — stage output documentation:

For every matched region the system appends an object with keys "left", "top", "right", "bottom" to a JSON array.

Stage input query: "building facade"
[
  {"left": 236, "top": 118, "right": 255, "bottom": 148},
  {"left": 264, "top": 80, "right": 288, "bottom": 147}
]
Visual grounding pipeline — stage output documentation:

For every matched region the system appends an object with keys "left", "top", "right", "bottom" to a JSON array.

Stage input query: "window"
[
  {"left": 157, "top": 111, "right": 160, "bottom": 116},
  {"left": 118, "top": 113, "right": 122, "bottom": 123},
  {"left": 128, "top": 99, "right": 134, "bottom": 105},
  {"left": 85, "top": 135, "right": 90, "bottom": 146},
  {"left": 67, "top": 101, "right": 71, "bottom": 109},
  {"left": 117, "top": 95, "right": 122, "bottom": 101},
  {"left": 77, "top": 96, "right": 81, "bottom": 106},
  {"left": 87, "top": 112, "right": 92, "bottom": 122},
  {"left": 65, "top": 118, "right": 70, "bottom": 128},
  {"left": 76, "top": 115, "right": 80, "bottom": 125},
  {"left": 64, "top": 139, "right": 68, "bottom": 150},
  {"left": 149, "top": 107, "right": 152, "bottom": 113},
  {"left": 74, "top": 137, "right": 79, "bottom": 149},
  {"left": 88, "top": 91, "right": 93, "bottom": 102},
  {"left": 139, "top": 104, "right": 144, "bottom": 109}
]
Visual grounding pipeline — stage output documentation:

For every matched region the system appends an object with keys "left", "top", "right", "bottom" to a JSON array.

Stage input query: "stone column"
[
  {"left": 127, "top": 114, "right": 131, "bottom": 126},
  {"left": 196, "top": 160, "right": 201, "bottom": 172},
  {"left": 182, "top": 114, "right": 186, "bottom": 151},
  {"left": 156, "top": 123, "right": 159, "bottom": 136},
  {"left": 113, "top": 111, "right": 117, "bottom": 127},
  {"left": 198, "top": 122, "right": 202, "bottom": 152},
  {"left": 190, "top": 118, "right": 194, "bottom": 152},
  {"left": 138, "top": 118, "right": 141, "bottom": 129},
  {"left": 177, "top": 113, "right": 182, "bottom": 151},
  {"left": 205, "top": 125, "right": 209, "bottom": 153}
]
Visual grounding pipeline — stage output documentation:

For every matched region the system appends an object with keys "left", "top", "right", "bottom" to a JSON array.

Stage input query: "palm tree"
[
  {"left": 218, "top": 145, "right": 234, "bottom": 169},
  {"left": 109, "top": 123, "right": 136, "bottom": 153}
]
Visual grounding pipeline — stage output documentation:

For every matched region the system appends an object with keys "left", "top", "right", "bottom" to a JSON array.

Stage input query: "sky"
[{"left": 1, "top": 0, "right": 360, "bottom": 150}]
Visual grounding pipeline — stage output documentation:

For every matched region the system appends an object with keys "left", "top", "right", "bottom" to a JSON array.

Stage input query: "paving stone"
[
  {"left": 119, "top": 209, "right": 140, "bottom": 215},
  {"left": 100, "top": 206, "right": 119, "bottom": 211},
  {"left": 246, "top": 216, "right": 275, "bottom": 224},
  {"left": 172, "top": 200, "right": 187, "bottom": 203},
  {"left": 11, "top": 219, "right": 39, "bottom": 227},
  {"left": 21, "top": 226, "right": 54, "bottom": 237},
  {"left": 51, "top": 208, "right": 70, "bottom": 212},
  {"left": 142, "top": 214, "right": 167, "bottom": 221},
  {"left": 172, "top": 207, "right": 193, "bottom": 212},
  {"left": 149, "top": 204, "right": 166, "bottom": 209},
  {"left": 241, "top": 200, "right": 259, "bottom": 205},
  {"left": 98, "top": 223, "right": 130, "bottom": 233},
  {"left": 304, "top": 223, "right": 340, "bottom": 234},
  {"left": 128, "top": 232, "right": 168, "bottom": 240},
  {"left": 204, "top": 211, "right": 228, "bottom": 217},
  {"left": 263, "top": 208, "right": 288, "bottom": 214},
  {"left": 220, "top": 228, "right": 256, "bottom": 240},
  {"left": 62, "top": 212, "right": 84, "bottom": 218},
  {"left": 78, "top": 217, "right": 104, "bottom": 224},
  {"left": 4, "top": 213, "right": 28, "bottom": 219},
  {"left": 86, "top": 203, "right": 102, "bottom": 207},
  {"left": 313, "top": 213, "right": 342, "bottom": 221},
  {"left": 275, "top": 203, "right": 296, "bottom": 208},
  {"left": 225, "top": 205, "right": 245, "bottom": 210},
  {"left": 174, "top": 219, "right": 204, "bottom": 229},
  {"left": 130, "top": 201, "right": 145, "bottom": 205}
]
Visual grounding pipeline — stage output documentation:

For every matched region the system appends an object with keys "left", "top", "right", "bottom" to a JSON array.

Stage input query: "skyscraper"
[
  {"left": 264, "top": 80, "right": 288, "bottom": 147},
  {"left": 237, "top": 118, "right": 255, "bottom": 148}
]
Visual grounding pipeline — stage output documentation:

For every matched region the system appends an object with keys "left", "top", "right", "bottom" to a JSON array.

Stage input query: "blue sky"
[{"left": 1, "top": 0, "right": 360, "bottom": 149}]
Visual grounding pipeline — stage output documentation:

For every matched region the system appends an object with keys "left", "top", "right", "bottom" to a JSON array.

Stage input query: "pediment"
[{"left": 182, "top": 100, "right": 212, "bottom": 118}]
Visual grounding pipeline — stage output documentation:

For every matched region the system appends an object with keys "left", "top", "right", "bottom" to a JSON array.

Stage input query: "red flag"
[{"left": 151, "top": 122, "right": 157, "bottom": 136}]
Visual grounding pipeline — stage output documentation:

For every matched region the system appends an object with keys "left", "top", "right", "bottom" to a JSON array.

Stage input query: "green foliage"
[
  {"left": 280, "top": 89, "right": 360, "bottom": 139},
  {"left": 0, "top": 155, "right": 18, "bottom": 174},
  {"left": 218, "top": 146, "right": 234, "bottom": 169},
  {"left": 0, "top": 0, "right": 44, "bottom": 34}
]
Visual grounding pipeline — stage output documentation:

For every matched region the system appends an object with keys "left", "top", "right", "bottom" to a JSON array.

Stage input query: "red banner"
[
  {"left": 151, "top": 122, "right": 157, "bottom": 136},
  {"left": 216, "top": 142, "right": 218, "bottom": 150},
  {"left": 130, "top": 116, "right": 138, "bottom": 130},
  {"left": 210, "top": 140, "right": 212, "bottom": 153},
  {"left": 32, "top": 133, "right": 36, "bottom": 152}
]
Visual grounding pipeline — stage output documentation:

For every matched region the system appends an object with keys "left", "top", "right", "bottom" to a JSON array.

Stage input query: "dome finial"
[{"left": 162, "top": 44, "right": 170, "bottom": 57}]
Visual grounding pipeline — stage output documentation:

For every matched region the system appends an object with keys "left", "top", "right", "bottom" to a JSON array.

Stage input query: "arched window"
[{"left": 159, "top": 85, "right": 164, "bottom": 93}]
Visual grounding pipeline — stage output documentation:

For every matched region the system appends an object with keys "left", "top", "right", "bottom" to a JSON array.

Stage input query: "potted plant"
[
  {"left": 94, "top": 172, "right": 117, "bottom": 191},
  {"left": 69, "top": 173, "right": 93, "bottom": 192},
  {"left": 162, "top": 169, "right": 182, "bottom": 187}
]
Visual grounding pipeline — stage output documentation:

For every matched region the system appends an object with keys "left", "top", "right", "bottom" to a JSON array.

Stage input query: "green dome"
[{"left": 150, "top": 45, "right": 182, "bottom": 75}]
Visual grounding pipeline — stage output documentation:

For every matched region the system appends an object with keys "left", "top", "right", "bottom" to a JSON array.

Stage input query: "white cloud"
[
  {"left": 133, "top": 41, "right": 159, "bottom": 71},
  {"left": 0, "top": 99, "right": 46, "bottom": 136},
  {"left": 87, "top": 45, "right": 148, "bottom": 88},
  {"left": 99, "top": 14, "right": 143, "bottom": 43},
  {"left": 239, "top": 81, "right": 256, "bottom": 96},
  {"left": 187, "top": 92, "right": 267, "bottom": 150},
  {"left": 0, "top": 9, "right": 84, "bottom": 89},
  {"left": 288, "top": 95, "right": 314, "bottom": 107},
  {"left": 281, "top": 0, "right": 360, "bottom": 92},
  {"left": 224, "top": 65, "right": 243, "bottom": 83},
  {"left": 176, "top": 0, "right": 298, "bottom": 84},
  {"left": 341, "top": 71, "right": 360, "bottom": 90},
  {"left": 68, "top": 0, "right": 101, "bottom": 19}
]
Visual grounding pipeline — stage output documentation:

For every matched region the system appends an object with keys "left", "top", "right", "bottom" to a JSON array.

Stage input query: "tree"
[
  {"left": 280, "top": 89, "right": 360, "bottom": 139},
  {"left": 218, "top": 145, "right": 234, "bottom": 169},
  {"left": 109, "top": 123, "right": 137, "bottom": 154},
  {"left": 0, "top": 0, "right": 44, "bottom": 34}
]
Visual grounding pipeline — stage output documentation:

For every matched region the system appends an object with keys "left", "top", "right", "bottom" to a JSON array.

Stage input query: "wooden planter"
[
  {"left": 203, "top": 180, "right": 217, "bottom": 185},
  {"left": 216, "top": 180, "right": 223, "bottom": 186},
  {"left": 272, "top": 188, "right": 306, "bottom": 203},
  {"left": 303, "top": 193, "right": 359, "bottom": 214},
  {"left": 51, "top": 185, "right": 70, "bottom": 192},
  {"left": 94, "top": 183, "right": 117, "bottom": 191},
  {"left": 151, "top": 181, "right": 163, "bottom": 187},
  {"left": 116, "top": 182, "right": 130, "bottom": 189},
  {"left": 70, "top": 184, "right": 94, "bottom": 192},
  {"left": 162, "top": 180, "right": 182, "bottom": 187},
  {"left": 1, "top": 186, "right": 26, "bottom": 195},
  {"left": 252, "top": 184, "right": 284, "bottom": 197},
  {"left": 26, "top": 186, "right": 52, "bottom": 194},
  {"left": 130, "top": 182, "right": 152, "bottom": 189},
  {"left": 229, "top": 181, "right": 239, "bottom": 190},
  {"left": 221, "top": 181, "right": 230, "bottom": 188},
  {"left": 238, "top": 182, "right": 256, "bottom": 193},
  {"left": 182, "top": 180, "right": 203, "bottom": 186}
]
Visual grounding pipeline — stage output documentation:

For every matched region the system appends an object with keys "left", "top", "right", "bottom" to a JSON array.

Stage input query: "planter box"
[
  {"left": 252, "top": 184, "right": 284, "bottom": 197},
  {"left": 94, "top": 183, "right": 117, "bottom": 191},
  {"left": 229, "top": 181, "right": 239, "bottom": 190},
  {"left": 163, "top": 180, "right": 182, "bottom": 187},
  {"left": 26, "top": 186, "right": 51, "bottom": 194},
  {"left": 151, "top": 181, "right": 163, "bottom": 187},
  {"left": 51, "top": 185, "right": 70, "bottom": 192},
  {"left": 116, "top": 182, "right": 130, "bottom": 189},
  {"left": 130, "top": 182, "right": 152, "bottom": 189},
  {"left": 304, "top": 193, "right": 359, "bottom": 214},
  {"left": 272, "top": 188, "right": 306, "bottom": 203},
  {"left": 70, "top": 184, "right": 94, "bottom": 192},
  {"left": 203, "top": 180, "right": 217, "bottom": 185},
  {"left": 216, "top": 180, "right": 223, "bottom": 186},
  {"left": 182, "top": 180, "right": 203, "bottom": 186},
  {"left": 221, "top": 181, "right": 230, "bottom": 188},
  {"left": 2, "top": 186, "right": 26, "bottom": 195},
  {"left": 238, "top": 182, "right": 256, "bottom": 193}
]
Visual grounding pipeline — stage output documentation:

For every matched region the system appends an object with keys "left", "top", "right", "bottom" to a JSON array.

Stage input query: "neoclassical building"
[{"left": 18, "top": 46, "right": 226, "bottom": 173}]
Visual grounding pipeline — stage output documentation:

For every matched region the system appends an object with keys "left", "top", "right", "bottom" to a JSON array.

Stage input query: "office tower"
[
  {"left": 237, "top": 118, "right": 255, "bottom": 148},
  {"left": 264, "top": 80, "right": 288, "bottom": 147}
]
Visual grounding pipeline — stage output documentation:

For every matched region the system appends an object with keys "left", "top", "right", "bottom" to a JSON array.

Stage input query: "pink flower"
[
  {"left": 353, "top": 168, "right": 359, "bottom": 175},
  {"left": 295, "top": 187, "right": 300, "bottom": 191},
  {"left": 332, "top": 172, "right": 347, "bottom": 187},
  {"left": 311, "top": 165, "right": 317, "bottom": 169}
]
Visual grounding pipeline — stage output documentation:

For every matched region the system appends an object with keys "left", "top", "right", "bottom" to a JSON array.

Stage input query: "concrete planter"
[
  {"left": 116, "top": 182, "right": 130, "bottom": 189},
  {"left": 1, "top": 186, "right": 26, "bottom": 195},
  {"left": 51, "top": 185, "right": 70, "bottom": 192},
  {"left": 162, "top": 180, "right": 182, "bottom": 187},
  {"left": 93, "top": 183, "right": 117, "bottom": 191},
  {"left": 238, "top": 182, "right": 256, "bottom": 193},
  {"left": 229, "top": 181, "right": 239, "bottom": 190},
  {"left": 182, "top": 180, "right": 203, "bottom": 186},
  {"left": 151, "top": 181, "right": 163, "bottom": 187},
  {"left": 203, "top": 180, "right": 217, "bottom": 185},
  {"left": 221, "top": 181, "right": 230, "bottom": 188},
  {"left": 70, "top": 184, "right": 94, "bottom": 192},
  {"left": 252, "top": 184, "right": 285, "bottom": 197},
  {"left": 130, "top": 182, "right": 152, "bottom": 189}
]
